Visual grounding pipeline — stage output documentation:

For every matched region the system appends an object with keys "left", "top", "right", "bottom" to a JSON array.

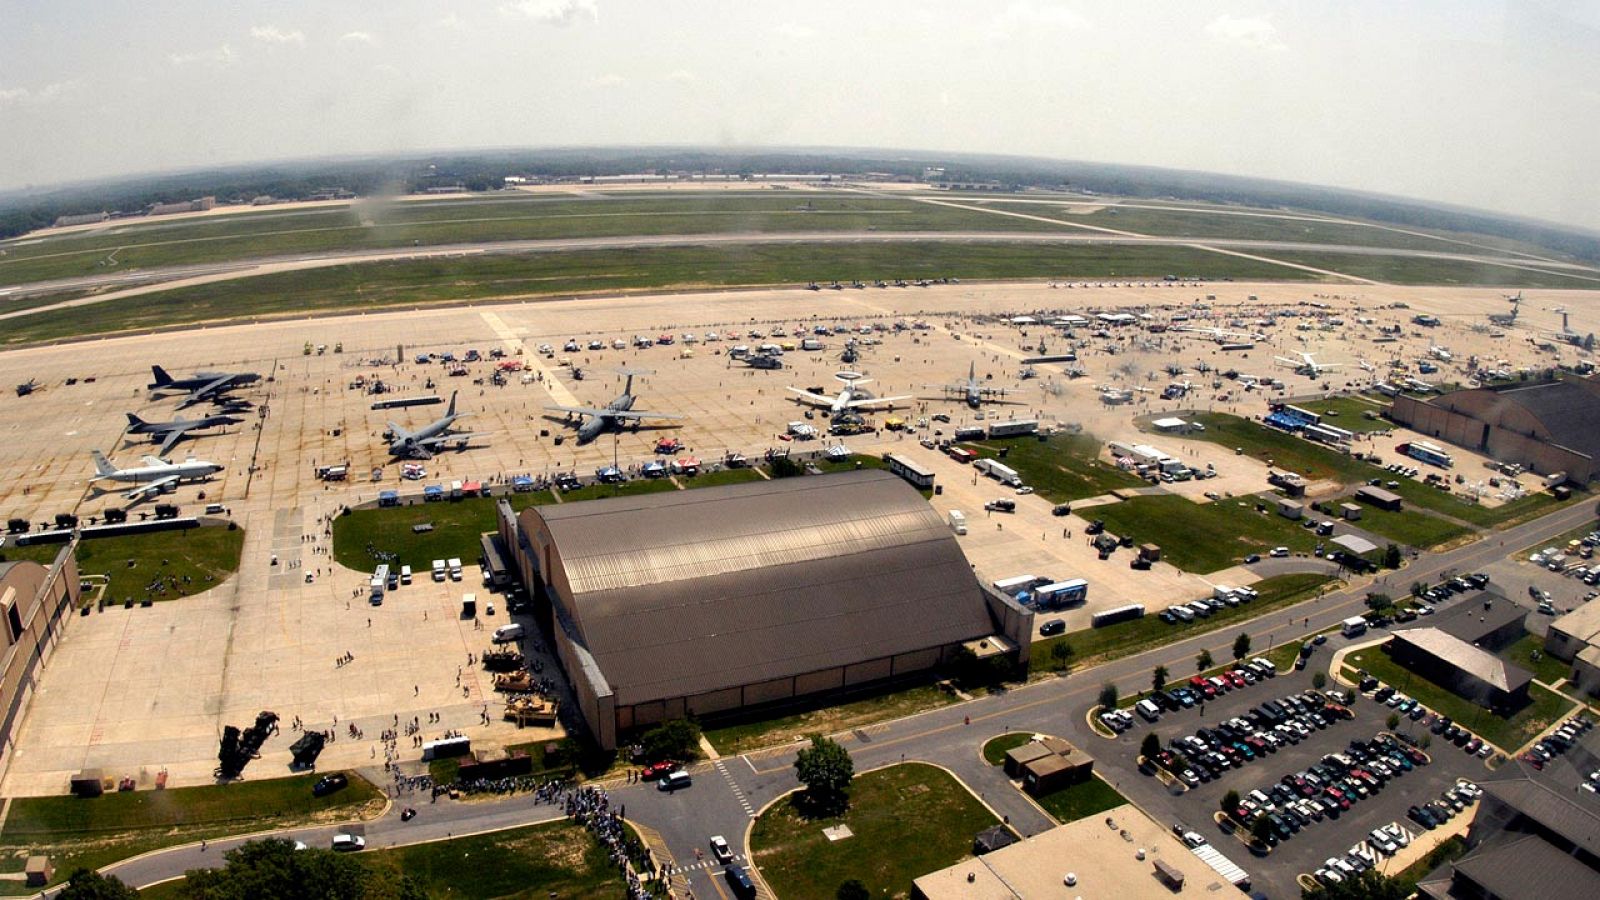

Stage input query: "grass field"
[
  {"left": 1303, "top": 396, "right": 1394, "bottom": 433},
  {"left": 675, "top": 466, "right": 769, "bottom": 488},
  {"left": 1334, "top": 498, "right": 1471, "bottom": 548},
  {"left": 703, "top": 683, "right": 957, "bottom": 756},
  {"left": 749, "top": 762, "right": 998, "bottom": 900},
  {"left": 1382, "top": 478, "right": 1574, "bottom": 528},
  {"left": 1031, "top": 573, "right": 1332, "bottom": 673},
  {"left": 1088, "top": 494, "right": 1319, "bottom": 573},
  {"left": 1183, "top": 413, "right": 1369, "bottom": 483},
  {"left": 961, "top": 432, "right": 1146, "bottom": 503},
  {"left": 1031, "top": 775, "right": 1128, "bottom": 824},
  {"left": 982, "top": 733, "right": 1035, "bottom": 766},
  {"left": 77, "top": 526, "right": 245, "bottom": 603},
  {"left": 330, "top": 495, "right": 536, "bottom": 574},
  {"left": 1260, "top": 250, "right": 1600, "bottom": 288},
  {"left": 363, "top": 819, "right": 621, "bottom": 899},
  {"left": 0, "top": 772, "right": 382, "bottom": 893},
  {"left": 2, "top": 241, "right": 1320, "bottom": 346},
  {"left": 1499, "top": 633, "right": 1573, "bottom": 685},
  {"left": 806, "top": 453, "right": 889, "bottom": 475},
  {"left": 556, "top": 476, "right": 681, "bottom": 503},
  {"left": 1345, "top": 646, "right": 1575, "bottom": 751}
]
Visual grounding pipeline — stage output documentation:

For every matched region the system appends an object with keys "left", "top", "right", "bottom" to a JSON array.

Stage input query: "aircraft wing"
[
  {"left": 141, "top": 454, "right": 169, "bottom": 467},
  {"left": 544, "top": 405, "right": 612, "bottom": 417},
  {"left": 156, "top": 428, "right": 187, "bottom": 457},
  {"left": 606, "top": 409, "right": 685, "bottom": 421},
  {"left": 843, "top": 394, "right": 912, "bottom": 409},
  {"left": 125, "top": 475, "right": 180, "bottom": 500},
  {"left": 785, "top": 388, "right": 835, "bottom": 408},
  {"left": 388, "top": 422, "right": 413, "bottom": 442},
  {"left": 416, "top": 432, "right": 483, "bottom": 448}
]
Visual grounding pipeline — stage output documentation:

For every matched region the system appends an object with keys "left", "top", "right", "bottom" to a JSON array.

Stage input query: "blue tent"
[
  {"left": 378, "top": 490, "right": 400, "bottom": 507},
  {"left": 422, "top": 485, "right": 444, "bottom": 501},
  {"left": 512, "top": 475, "right": 534, "bottom": 492}
]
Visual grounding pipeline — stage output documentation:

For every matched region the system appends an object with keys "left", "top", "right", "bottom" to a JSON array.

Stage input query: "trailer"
[
  {"left": 1092, "top": 603, "right": 1144, "bottom": 627},
  {"left": 1033, "top": 579, "right": 1088, "bottom": 609},
  {"left": 987, "top": 419, "right": 1039, "bottom": 438},
  {"left": 974, "top": 458, "right": 1022, "bottom": 486},
  {"left": 992, "top": 574, "right": 1042, "bottom": 597}
]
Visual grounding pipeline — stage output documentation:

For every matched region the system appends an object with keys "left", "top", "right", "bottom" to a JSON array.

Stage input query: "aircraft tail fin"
[
  {"left": 125, "top": 412, "right": 145, "bottom": 428},
  {"left": 447, "top": 391, "right": 457, "bottom": 417},
  {"left": 150, "top": 365, "right": 174, "bottom": 387},
  {"left": 91, "top": 450, "right": 116, "bottom": 477}
]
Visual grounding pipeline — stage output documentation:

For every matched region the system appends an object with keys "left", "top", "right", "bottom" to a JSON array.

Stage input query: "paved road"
[
  {"left": 7, "top": 229, "right": 1600, "bottom": 318},
  {"left": 78, "top": 497, "right": 1595, "bottom": 896}
]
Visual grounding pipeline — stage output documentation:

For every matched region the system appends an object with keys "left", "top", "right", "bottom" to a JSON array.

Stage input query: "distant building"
[
  {"left": 146, "top": 196, "right": 215, "bottom": 217},
  {"left": 0, "top": 552, "right": 82, "bottom": 772},
  {"left": 51, "top": 211, "right": 108, "bottom": 228},
  {"left": 1545, "top": 602, "right": 1600, "bottom": 697},
  {"left": 1389, "top": 376, "right": 1600, "bottom": 482},
  {"left": 1355, "top": 485, "right": 1403, "bottom": 510}
]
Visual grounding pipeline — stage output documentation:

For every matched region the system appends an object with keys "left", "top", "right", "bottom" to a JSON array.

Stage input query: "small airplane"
[
  {"left": 15, "top": 378, "right": 38, "bottom": 397},
  {"left": 387, "top": 391, "right": 481, "bottom": 458},
  {"left": 925, "top": 362, "right": 1012, "bottom": 409},
  {"left": 788, "top": 372, "right": 911, "bottom": 415},
  {"left": 1177, "top": 325, "right": 1264, "bottom": 343},
  {"left": 545, "top": 368, "right": 685, "bottom": 445},
  {"left": 1274, "top": 351, "right": 1344, "bottom": 377},
  {"left": 148, "top": 365, "right": 261, "bottom": 409},
  {"left": 91, "top": 450, "right": 222, "bottom": 500},
  {"left": 125, "top": 411, "right": 242, "bottom": 457}
]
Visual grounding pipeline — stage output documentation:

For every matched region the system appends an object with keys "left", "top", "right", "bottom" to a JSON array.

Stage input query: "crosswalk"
[{"left": 713, "top": 758, "right": 756, "bottom": 817}]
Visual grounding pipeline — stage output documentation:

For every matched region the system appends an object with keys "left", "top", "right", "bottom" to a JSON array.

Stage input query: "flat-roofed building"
[
  {"left": 1385, "top": 628, "right": 1532, "bottom": 715},
  {"left": 0, "top": 549, "right": 81, "bottom": 774}
]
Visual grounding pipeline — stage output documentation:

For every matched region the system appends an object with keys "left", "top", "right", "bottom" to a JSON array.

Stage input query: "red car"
[
  {"left": 641, "top": 761, "right": 678, "bottom": 780},
  {"left": 1225, "top": 671, "right": 1247, "bottom": 689}
]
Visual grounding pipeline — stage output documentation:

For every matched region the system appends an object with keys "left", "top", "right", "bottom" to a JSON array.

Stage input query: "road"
[
  {"left": 7, "top": 229, "right": 1600, "bottom": 322},
  {"left": 78, "top": 496, "right": 1594, "bottom": 897}
]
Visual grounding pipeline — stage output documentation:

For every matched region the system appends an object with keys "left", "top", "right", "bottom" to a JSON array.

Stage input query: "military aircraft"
[
  {"left": 925, "top": 362, "right": 1013, "bottom": 409},
  {"left": 125, "top": 411, "right": 242, "bottom": 457},
  {"left": 787, "top": 372, "right": 911, "bottom": 415},
  {"left": 14, "top": 378, "right": 38, "bottom": 397},
  {"left": 386, "top": 391, "right": 481, "bottom": 458},
  {"left": 147, "top": 365, "right": 261, "bottom": 409},
  {"left": 1274, "top": 351, "right": 1344, "bottom": 378},
  {"left": 545, "top": 369, "right": 685, "bottom": 445},
  {"left": 737, "top": 354, "right": 783, "bottom": 370},
  {"left": 91, "top": 450, "right": 223, "bottom": 500}
]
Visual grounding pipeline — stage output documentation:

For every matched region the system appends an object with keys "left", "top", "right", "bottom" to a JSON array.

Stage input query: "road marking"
[{"left": 713, "top": 758, "right": 756, "bottom": 817}]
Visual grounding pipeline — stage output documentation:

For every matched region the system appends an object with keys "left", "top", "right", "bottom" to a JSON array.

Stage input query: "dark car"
[
  {"left": 1052, "top": 504, "right": 1072, "bottom": 516},
  {"left": 313, "top": 774, "right": 348, "bottom": 797},
  {"left": 1408, "top": 805, "right": 1437, "bottom": 829},
  {"left": 1039, "top": 620, "right": 1066, "bottom": 637},
  {"left": 724, "top": 865, "right": 757, "bottom": 898}
]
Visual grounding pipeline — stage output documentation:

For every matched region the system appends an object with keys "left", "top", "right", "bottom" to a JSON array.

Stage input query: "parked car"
[{"left": 313, "top": 774, "right": 348, "bottom": 797}]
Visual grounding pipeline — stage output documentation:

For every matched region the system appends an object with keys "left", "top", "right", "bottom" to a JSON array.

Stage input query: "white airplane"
[
  {"left": 788, "top": 372, "right": 911, "bottom": 415},
  {"left": 91, "top": 450, "right": 222, "bottom": 500},
  {"left": 1428, "top": 345, "right": 1453, "bottom": 362},
  {"left": 1274, "top": 351, "right": 1344, "bottom": 377},
  {"left": 1177, "top": 325, "right": 1264, "bottom": 343}
]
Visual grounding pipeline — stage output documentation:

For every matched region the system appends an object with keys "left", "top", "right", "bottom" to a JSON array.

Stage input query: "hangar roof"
[
  {"left": 1491, "top": 378, "right": 1600, "bottom": 459},
  {"left": 1390, "top": 627, "right": 1532, "bottom": 693},
  {"left": 527, "top": 470, "right": 994, "bottom": 706}
]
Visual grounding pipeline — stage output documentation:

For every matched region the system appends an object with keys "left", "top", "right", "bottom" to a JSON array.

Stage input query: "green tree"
[
  {"left": 1221, "top": 789, "right": 1241, "bottom": 814},
  {"left": 1383, "top": 543, "right": 1402, "bottom": 569},
  {"left": 1231, "top": 633, "right": 1251, "bottom": 662},
  {"left": 1152, "top": 664, "right": 1169, "bottom": 693},
  {"left": 1302, "top": 869, "right": 1410, "bottom": 900},
  {"left": 837, "top": 880, "right": 870, "bottom": 900},
  {"left": 1366, "top": 593, "right": 1394, "bottom": 613},
  {"left": 640, "top": 719, "right": 702, "bottom": 763},
  {"left": 1410, "top": 581, "right": 1427, "bottom": 598},
  {"left": 795, "top": 735, "right": 854, "bottom": 816},
  {"left": 58, "top": 870, "right": 138, "bottom": 900},
  {"left": 1312, "top": 671, "right": 1327, "bottom": 689},
  {"left": 770, "top": 456, "right": 803, "bottom": 478},
  {"left": 1098, "top": 682, "right": 1119, "bottom": 710},
  {"left": 1387, "top": 713, "right": 1401, "bottom": 729},
  {"left": 179, "top": 838, "right": 425, "bottom": 900},
  {"left": 1050, "top": 641, "right": 1075, "bottom": 671},
  {"left": 1250, "top": 815, "right": 1275, "bottom": 845},
  {"left": 1196, "top": 648, "right": 1213, "bottom": 673},
  {"left": 1140, "top": 732, "right": 1161, "bottom": 759}
]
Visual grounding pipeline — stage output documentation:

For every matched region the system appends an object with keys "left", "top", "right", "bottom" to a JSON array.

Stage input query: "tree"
[
  {"left": 770, "top": 456, "right": 803, "bottom": 478},
  {"left": 1250, "top": 815, "right": 1275, "bottom": 845},
  {"left": 179, "top": 838, "right": 425, "bottom": 900},
  {"left": 1387, "top": 713, "right": 1401, "bottom": 729},
  {"left": 1383, "top": 543, "right": 1402, "bottom": 569},
  {"left": 1585, "top": 333, "right": 1596, "bottom": 353},
  {"left": 1140, "top": 732, "right": 1160, "bottom": 759},
  {"left": 58, "top": 870, "right": 138, "bottom": 900},
  {"left": 1221, "top": 788, "right": 1241, "bottom": 814},
  {"left": 640, "top": 719, "right": 701, "bottom": 763},
  {"left": 1312, "top": 671, "right": 1327, "bottom": 689},
  {"left": 1098, "top": 682, "right": 1119, "bottom": 710},
  {"left": 1303, "top": 869, "right": 1410, "bottom": 900},
  {"left": 1050, "top": 641, "right": 1075, "bottom": 671},
  {"left": 1152, "top": 664, "right": 1169, "bottom": 693},
  {"left": 837, "top": 880, "right": 870, "bottom": 900},
  {"left": 1366, "top": 593, "right": 1394, "bottom": 613},
  {"left": 1410, "top": 581, "right": 1427, "bottom": 598},
  {"left": 1231, "top": 633, "right": 1251, "bottom": 662},
  {"left": 1196, "top": 648, "right": 1213, "bottom": 673},
  {"left": 795, "top": 735, "right": 854, "bottom": 816}
]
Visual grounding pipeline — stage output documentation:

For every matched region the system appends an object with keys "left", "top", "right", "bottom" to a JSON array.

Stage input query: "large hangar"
[
  {"left": 499, "top": 470, "right": 1013, "bottom": 750},
  {"left": 1389, "top": 376, "right": 1600, "bottom": 482}
]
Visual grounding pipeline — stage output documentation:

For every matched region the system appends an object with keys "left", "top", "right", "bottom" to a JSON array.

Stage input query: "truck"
[
  {"left": 948, "top": 510, "right": 967, "bottom": 535},
  {"left": 432, "top": 559, "right": 447, "bottom": 582},
  {"left": 974, "top": 458, "right": 1022, "bottom": 486},
  {"left": 448, "top": 558, "right": 464, "bottom": 581},
  {"left": 1033, "top": 579, "right": 1088, "bottom": 609},
  {"left": 800, "top": 338, "right": 824, "bottom": 351},
  {"left": 1341, "top": 616, "right": 1369, "bottom": 638}
]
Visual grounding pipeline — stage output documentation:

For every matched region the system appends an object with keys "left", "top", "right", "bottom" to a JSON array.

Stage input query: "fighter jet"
[
  {"left": 125, "top": 411, "right": 242, "bottom": 457},
  {"left": 788, "top": 372, "right": 911, "bottom": 415},
  {"left": 147, "top": 365, "right": 261, "bottom": 409},
  {"left": 545, "top": 369, "right": 685, "bottom": 445},
  {"left": 925, "top": 362, "right": 1013, "bottom": 409},
  {"left": 386, "top": 392, "right": 481, "bottom": 459},
  {"left": 1274, "top": 351, "right": 1344, "bottom": 378},
  {"left": 91, "top": 450, "right": 222, "bottom": 500}
]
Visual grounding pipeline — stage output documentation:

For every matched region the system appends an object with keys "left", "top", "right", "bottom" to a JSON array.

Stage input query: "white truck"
[
  {"left": 948, "top": 510, "right": 967, "bottom": 535},
  {"left": 974, "top": 457, "right": 1022, "bottom": 487},
  {"left": 432, "top": 559, "right": 447, "bottom": 582},
  {"left": 447, "top": 558, "right": 464, "bottom": 581},
  {"left": 787, "top": 421, "right": 818, "bottom": 440}
]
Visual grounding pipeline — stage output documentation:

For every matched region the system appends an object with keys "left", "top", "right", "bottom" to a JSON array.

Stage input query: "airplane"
[
  {"left": 387, "top": 391, "right": 481, "bottom": 458},
  {"left": 737, "top": 354, "right": 783, "bottom": 370},
  {"left": 125, "top": 412, "right": 242, "bottom": 457},
  {"left": 15, "top": 378, "right": 38, "bottom": 397},
  {"left": 90, "top": 450, "right": 222, "bottom": 500},
  {"left": 1274, "top": 351, "right": 1344, "bottom": 377},
  {"left": 1428, "top": 345, "right": 1453, "bottom": 362},
  {"left": 788, "top": 372, "right": 912, "bottom": 415},
  {"left": 545, "top": 368, "right": 685, "bottom": 445},
  {"left": 148, "top": 365, "right": 261, "bottom": 409},
  {"left": 925, "top": 362, "right": 1013, "bottom": 409},
  {"left": 1488, "top": 293, "right": 1521, "bottom": 327},
  {"left": 1177, "top": 325, "right": 1264, "bottom": 343}
]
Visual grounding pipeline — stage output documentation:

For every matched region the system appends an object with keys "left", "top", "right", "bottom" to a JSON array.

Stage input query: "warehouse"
[
  {"left": 0, "top": 549, "right": 81, "bottom": 770},
  {"left": 1389, "top": 376, "right": 1600, "bottom": 482},
  {"left": 499, "top": 471, "right": 1015, "bottom": 749},
  {"left": 1384, "top": 627, "right": 1532, "bottom": 714}
]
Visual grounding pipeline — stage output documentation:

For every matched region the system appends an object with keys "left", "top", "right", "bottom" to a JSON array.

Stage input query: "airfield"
[{"left": 0, "top": 277, "right": 1595, "bottom": 796}]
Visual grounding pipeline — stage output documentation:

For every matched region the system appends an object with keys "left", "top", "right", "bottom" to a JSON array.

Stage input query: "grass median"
[
  {"left": 703, "top": 682, "right": 958, "bottom": 756},
  {"left": 0, "top": 772, "right": 383, "bottom": 894},
  {"left": 1032, "top": 573, "right": 1333, "bottom": 675},
  {"left": 1087, "top": 494, "right": 1320, "bottom": 573},
  {"left": 331, "top": 494, "right": 526, "bottom": 574},
  {"left": 1032, "top": 775, "right": 1128, "bottom": 825},
  {"left": 960, "top": 433, "right": 1146, "bottom": 503},
  {"left": 982, "top": 733, "right": 1035, "bottom": 766},
  {"left": 749, "top": 762, "right": 999, "bottom": 899}
]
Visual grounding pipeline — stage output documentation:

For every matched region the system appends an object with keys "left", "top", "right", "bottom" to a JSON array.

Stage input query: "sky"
[{"left": 2, "top": 1, "right": 1597, "bottom": 231}]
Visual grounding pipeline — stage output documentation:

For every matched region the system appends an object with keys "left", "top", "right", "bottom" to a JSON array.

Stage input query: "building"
[
  {"left": 51, "top": 211, "right": 108, "bottom": 228},
  {"left": 1355, "top": 485, "right": 1403, "bottom": 511},
  {"left": 1384, "top": 628, "right": 1532, "bottom": 714},
  {"left": 0, "top": 549, "right": 81, "bottom": 772},
  {"left": 882, "top": 453, "right": 936, "bottom": 490},
  {"left": 914, "top": 803, "right": 1240, "bottom": 899},
  {"left": 1389, "top": 376, "right": 1600, "bottom": 483},
  {"left": 1545, "top": 602, "right": 1600, "bottom": 697},
  {"left": 1433, "top": 594, "right": 1526, "bottom": 652},
  {"left": 1418, "top": 768, "right": 1600, "bottom": 900},
  {"left": 1152, "top": 417, "right": 1190, "bottom": 434},
  {"left": 146, "top": 196, "right": 215, "bottom": 217},
  {"left": 499, "top": 471, "right": 1016, "bottom": 750}
]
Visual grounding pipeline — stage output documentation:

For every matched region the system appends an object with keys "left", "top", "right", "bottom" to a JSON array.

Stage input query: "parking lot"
[{"left": 1088, "top": 648, "right": 1492, "bottom": 899}]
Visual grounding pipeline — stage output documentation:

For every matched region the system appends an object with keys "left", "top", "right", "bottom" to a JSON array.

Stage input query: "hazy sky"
[{"left": 2, "top": 1, "right": 1597, "bottom": 230}]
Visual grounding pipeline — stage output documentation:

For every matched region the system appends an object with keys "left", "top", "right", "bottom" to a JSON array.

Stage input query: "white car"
[
  {"left": 1015, "top": 486, "right": 1034, "bottom": 495},
  {"left": 1270, "top": 546, "right": 1290, "bottom": 558},
  {"left": 709, "top": 835, "right": 733, "bottom": 864},
  {"left": 331, "top": 833, "right": 366, "bottom": 852}
]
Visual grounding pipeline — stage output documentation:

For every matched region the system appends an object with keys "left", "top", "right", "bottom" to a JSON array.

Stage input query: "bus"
[
  {"left": 946, "top": 447, "right": 976, "bottom": 464},
  {"left": 1034, "top": 579, "right": 1089, "bottom": 609},
  {"left": 1402, "top": 440, "right": 1454, "bottom": 468},
  {"left": 1092, "top": 603, "right": 1145, "bottom": 627}
]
